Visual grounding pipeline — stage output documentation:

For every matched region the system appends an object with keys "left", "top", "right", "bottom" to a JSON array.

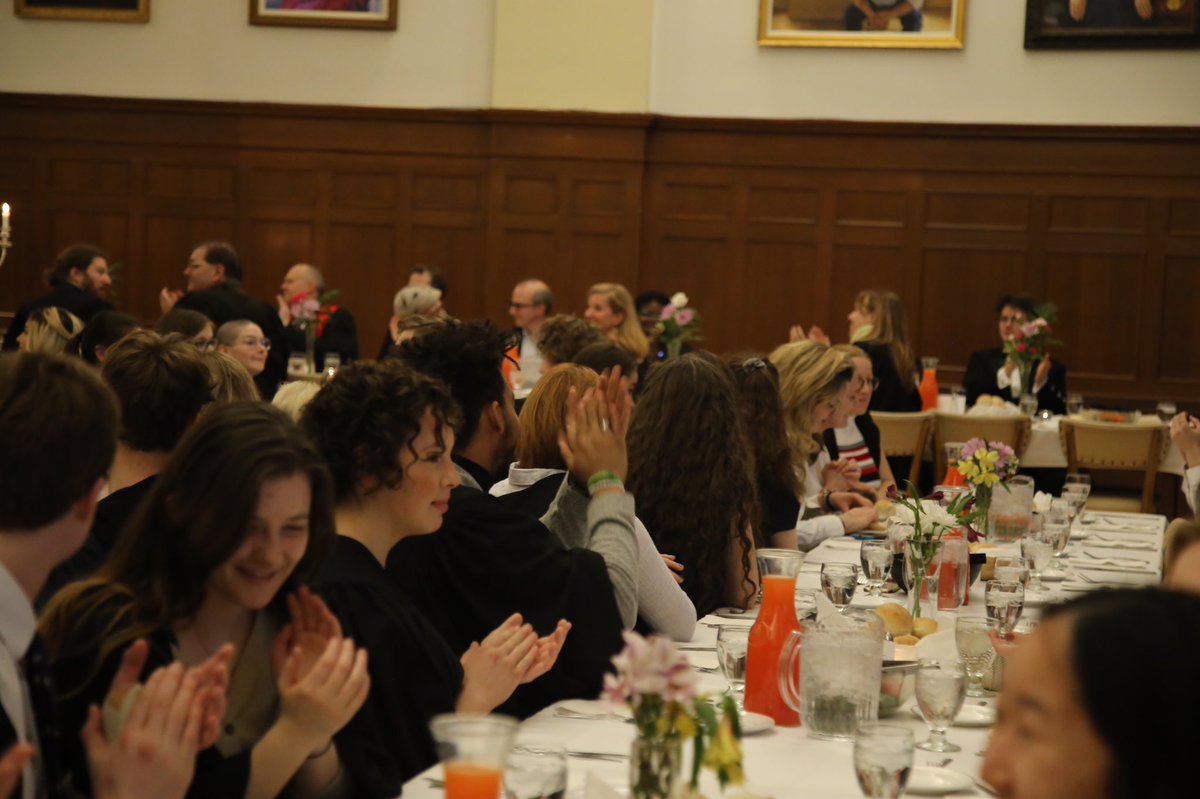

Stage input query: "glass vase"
[
  {"left": 903, "top": 540, "right": 942, "bottom": 620},
  {"left": 303, "top": 324, "right": 317, "bottom": 374},
  {"left": 630, "top": 738, "right": 681, "bottom": 799},
  {"left": 973, "top": 484, "right": 992, "bottom": 538}
]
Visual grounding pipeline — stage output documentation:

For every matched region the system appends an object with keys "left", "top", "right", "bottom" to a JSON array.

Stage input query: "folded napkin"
[
  {"left": 915, "top": 627, "right": 958, "bottom": 662},
  {"left": 1070, "top": 569, "right": 1158, "bottom": 586},
  {"left": 1032, "top": 491, "right": 1053, "bottom": 514},
  {"left": 1084, "top": 535, "right": 1156, "bottom": 551}
]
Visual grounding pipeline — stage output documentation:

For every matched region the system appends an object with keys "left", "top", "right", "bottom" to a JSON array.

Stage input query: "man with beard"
[{"left": 3, "top": 245, "right": 114, "bottom": 352}]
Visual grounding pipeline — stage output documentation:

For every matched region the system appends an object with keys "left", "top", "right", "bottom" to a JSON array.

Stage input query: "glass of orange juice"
[{"left": 430, "top": 714, "right": 518, "bottom": 799}]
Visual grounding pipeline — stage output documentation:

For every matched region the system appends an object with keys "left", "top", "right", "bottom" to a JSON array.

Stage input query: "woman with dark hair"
[
  {"left": 982, "top": 588, "right": 1200, "bottom": 798},
  {"left": 535, "top": 314, "right": 604, "bottom": 368},
  {"left": 490, "top": 363, "right": 696, "bottom": 640},
  {"left": 626, "top": 354, "right": 759, "bottom": 617},
  {"left": 71, "top": 310, "right": 138, "bottom": 365},
  {"left": 156, "top": 308, "right": 217, "bottom": 352},
  {"left": 726, "top": 354, "right": 803, "bottom": 549},
  {"left": 300, "top": 361, "right": 568, "bottom": 796},
  {"left": 40, "top": 403, "right": 369, "bottom": 799}
]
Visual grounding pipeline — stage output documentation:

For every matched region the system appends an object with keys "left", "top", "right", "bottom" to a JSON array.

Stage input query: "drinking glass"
[
  {"left": 1157, "top": 400, "right": 1177, "bottom": 423},
  {"left": 715, "top": 626, "right": 749, "bottom": 709},
  {"left": 323, "top": 353, "right": 342, "bottom": 378},
  {"left": 985, "top": 581, "right": 1025, "bottom": 636},
  {"left": 1064, "top": 474, "right": 1092, "bottom": 497},
  {"left": 504, "top": 745, "right": 567, "bottom": 799},
  {"left": 430, "top": 714, "right": 518, "bottom": 799},
  {"left": 992, "top": 556, "right": 1029, "bottom": 590},
  {"left": 1021, "top": 531, "right": 1055, "bottom": 591},
  {"left": 1042, "top": 512, "right": 1071, "bottom": 562},
  {"left": 1061, "top": 488, "right": 1089, "bottom": 522},
  {"left": 955, "top": 618, "right": 995, "bottom": 698},
  {"left": 1066, "top": 394, "right": 1085, "bottom": 416},
  {"left": 854, "top": 724, "right": 913, "bottom": 799},
  {"left": 1049, "top": 497, "right": 1076, "bottom": 524},
  {"left": 287, "top": 353, "right": 308, "bottom": 376},
  {"left": 860, "top": 541, "right": 893, "bottom": 597},
  {"left": 1019, "top": 394, "right": 1039, "bottom": 417},
  {"left": 820, "top": 563, "right": 859, "bottom": 612},
  {"left": 914, "top": 660, "right": 966, "bottom": 753}
]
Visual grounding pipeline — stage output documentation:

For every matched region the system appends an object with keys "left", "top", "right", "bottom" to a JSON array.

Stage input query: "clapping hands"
[
  {"left": 457, "top": 614, "right": 571, "bottom": 714},
  {"left": 558, "top": 366, "right": 632, "bottom": 489}
]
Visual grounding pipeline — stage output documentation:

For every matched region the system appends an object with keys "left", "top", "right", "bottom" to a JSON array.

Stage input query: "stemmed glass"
[
  {"left": 854, "top": 723, "right": 913, "bottom": 799},
  {"left": 985, "top": 581, "right": 1025, "bottom": 636},
  {"left": 860, "top": 541, "right": 893, "bottom": 598},
  {"left": 1021, "top": 530, "right": 1055, "bottom": 592},
  {"left": 820, "top": 563, "right": 859, "bottom": 612},
  {"left": 715, "top": 626, "right": 749, "bottom": 710},
  {"left": 914, "top": 660, "right": 966, "bottom": 753},
  {"left": 993, "top": 556, "right": 1029, "bottom": 589},
  {"left": 1063, "top": 475, "right": 1091, "bottom": 519},
  {"left": 1042, "top": 510, "right": 1072, "bottom": 565},
  {"left": 954, "top": 618, "right": 996, "bottom": 698},
  {"left": 1066, "top": 394, "right": 1085, "bottom": 416}
]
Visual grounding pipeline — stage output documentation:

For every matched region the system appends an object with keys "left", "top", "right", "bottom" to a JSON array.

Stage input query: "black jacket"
[{"left": 963, "top": 346, "right": 1067, "bottom": 415}]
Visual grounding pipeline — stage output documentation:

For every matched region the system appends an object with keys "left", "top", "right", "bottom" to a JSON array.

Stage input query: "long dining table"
[{"left": 401, "top": 510, "right": 1165, "bottom": 799}]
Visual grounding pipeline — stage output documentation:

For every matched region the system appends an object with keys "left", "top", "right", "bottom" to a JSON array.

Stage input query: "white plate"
[
  {"left": 910, "top": 704, "right": 996, "bottom": 728},
  {"left": 714, "top": 606, "right": 758, "bottom": 620},
  {"left": 739, "top": 711, "right": 775, "bottom": 735},
  {"left": 556, "top": 699, "right": 633, "bottom": 721},
  {"left": 1039, "top": 569, "right": 1068, "bottom": 582},
  {"left": 850, "top": 594, "right": 886, "bottom": 608},
  {"left": 905, "top": 767, "right": 975, "bottom": 795}
]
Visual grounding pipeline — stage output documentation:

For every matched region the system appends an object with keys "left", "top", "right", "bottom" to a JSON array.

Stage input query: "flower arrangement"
[
  {"left": 287, "top": 289, "right": 341, "bottom": 372},
  {"left": 656, "top": 292, "right": 703, "bottom": 360},
  {"left": 888, "top": 482, "right": 977, "bottom": 617},
  {"left": 1001, "top": 304, "right": 1062, "bottom": 396},
  {"left": 955, "top": 438, "right": 1020, "bottom": 539},
  {"left": 604, "top": 632, "right": 743, "bottom": 799}
]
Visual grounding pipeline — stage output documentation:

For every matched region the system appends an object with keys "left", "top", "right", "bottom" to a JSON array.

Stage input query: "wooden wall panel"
[{"left": 1, "top": 93, "right": 1198, "bottom": 407}]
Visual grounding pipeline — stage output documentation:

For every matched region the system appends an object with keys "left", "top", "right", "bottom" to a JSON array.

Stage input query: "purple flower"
[
  {"left": 675, "top": 309, "right": 695, "bottom": 327},
  {"left": 960, "top": 438, "right": 984, "bottom": 460}
]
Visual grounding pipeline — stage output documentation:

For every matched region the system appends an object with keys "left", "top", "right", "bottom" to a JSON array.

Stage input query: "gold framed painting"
[
  {"left": 14, "top": 0, "right": 149, "bottom": 23},
  {"left": 250, "top": 0, "right": 398, "bottom": 30},
  {"left": 758, "top": 0, "right": 967, "bottom": 49}
]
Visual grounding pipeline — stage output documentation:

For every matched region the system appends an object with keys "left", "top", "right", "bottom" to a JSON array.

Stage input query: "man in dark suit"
[
  {"left": 3, "top": 245, "right": 115, "bottom": 351},
  {"left": 963, "top": 293, "right": 1068, "bottom": 415},
  {"left": 160, "top": 242, "right": 288, "bottom": 398},
  {"left": 275, "top": 263, "right": 357, "bottom": 371}
]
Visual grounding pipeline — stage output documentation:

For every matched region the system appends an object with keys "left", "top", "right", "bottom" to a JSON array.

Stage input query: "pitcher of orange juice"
[{"left": 920, "top": 357, "right": 940, "bottom": 411}]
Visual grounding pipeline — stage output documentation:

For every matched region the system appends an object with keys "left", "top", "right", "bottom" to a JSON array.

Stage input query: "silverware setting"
[{"left": 566, "top": 750, "right": 629, "bottom": 763}]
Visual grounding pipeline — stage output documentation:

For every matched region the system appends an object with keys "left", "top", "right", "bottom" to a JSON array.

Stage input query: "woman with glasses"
[
  {"left": 156, "top": 308, "right": 218, "bottom": 352},
  {"left": 822, "top": 345, "right": 896, "bottom": 498},
  {"left": 217, "top": 319, "right": 270, "bottom": 378}
]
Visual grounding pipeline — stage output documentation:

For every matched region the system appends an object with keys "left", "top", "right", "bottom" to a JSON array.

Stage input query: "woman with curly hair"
[
  {"left": 535, "top": 314, "right": 604, "bottom": 368},
  {"left": 770, "top": 340, "right": 877, "bottom": 549},
  {"left": 490, "top": 363, "right": 696, "bottom": 641},
  {"left": 584, "top": 283, "right": 650, "bottom": 361},
  {"left": 626, "top": 354, "right": 759, "bottom": 617},
  {"left": 301, "top": 361, "right": 568, "bottom": 795}
]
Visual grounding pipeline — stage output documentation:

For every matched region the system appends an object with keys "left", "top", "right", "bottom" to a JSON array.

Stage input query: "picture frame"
[
  {"left": 758, "top": 0, "right": 967, "bottom": 49},
  {"left": 1024, "top": 0, "right": 1199, "bottom": 49},
  {"left": 14, "top": 0, "right": 149, "bottom": 23},
  {"left": 249, "top": 0, "right": 398, "bottom": 31}
]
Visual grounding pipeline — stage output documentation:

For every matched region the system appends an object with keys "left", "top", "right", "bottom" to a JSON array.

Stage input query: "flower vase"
[
  {"left": 903, "top": 540, "right": 941, "bottom": 619},
  {"left": 630, "top": 738, "right": 682, "bottom": 799},
  {"left": 303, "top": 324, "right": 317, "bottom": 374},
  {"left": 665, "top": 338, "right": 683, "bottom": 360},
  {"left": 973, "top": 484, "right": 992, "bottom": 539}
]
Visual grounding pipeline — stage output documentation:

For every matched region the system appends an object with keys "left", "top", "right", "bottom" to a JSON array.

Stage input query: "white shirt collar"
[
  {"left": 489, "top": 465, "right": 565, "bottom": 497},
  {"left": 0, "top": 561, "right": 36, "bottom": 662}
]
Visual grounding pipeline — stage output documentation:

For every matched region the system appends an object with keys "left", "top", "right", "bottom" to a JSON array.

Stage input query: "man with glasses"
[
  {"left": 3, "top": 244, "right": 115, "bottom": 352},
  {"left": 505, "top": 279, "right": 552, "bottom": 393}
]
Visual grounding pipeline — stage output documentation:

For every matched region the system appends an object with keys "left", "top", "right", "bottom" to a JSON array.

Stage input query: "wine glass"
[
  {"left": 820, "top": 563, "right": 859, "bottom": 612},
  {"left": 715, "top": 626, "right": 749, "bottom": 709},
  {"left": 955, "top": 618, "right": 996, "bottom": 698},
  {"left": 985, "top": 580, "right": 1025, "bottom": 636},
  {"left": 854, "top": 723, "right": 913, "bottom": 798},
  {"left": 1021, "top": 530, "right": 1055, "bottom": 592},
  {"left": 1064, "top": 474, "right": 1091, "bottom": 501},
  {"left": 1042, "top": 511, "right": 1071, "bottom": 563},
  {"left": 993, "top": 556, "right": 1029, "bottom": 589},
  {"left": 1066, "top": 394, "right": 1085, "bottom": 416},
  {"left": 914, "top": 660, "right": 966, "bottom": 753},
  {"left": 1157, "top": 400, "right": 1177, "bottom": 423},
  {"left": 860, "top": 541, "right": 893, "bottom": 598}
]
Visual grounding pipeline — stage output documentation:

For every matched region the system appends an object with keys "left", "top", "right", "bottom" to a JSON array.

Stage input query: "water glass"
[
  {"left": 1157, "top": 400, "right": 1177, "bottom": 423},
  {"left": 955, "top": 618, "right": 995, "bottom": 698},
  {"left": 992, "top": 556, "right": 1030, "bottom": 590},
  {"left": 820, "top": 563, "right": 859, "bottom": 612},
  {"left": 323, "top": 352, "right": 342, "bottom": 378},
  {"left": 986, "top": 580, "right": 1025, "bottom": 636},
  {"left": 504, "top": 745, "right": 567, "bottom": 799},
  {"left": 914, "top": 660, "right": 966, "bottom": 753},
  {"left": 1042, "top": 513, "right": 1071, "bottom": 561},
  {"left": 715, "top": 626, "right": 749, "bottom": 708},
  {"left": 1064, "top": 473, "right": 1092, "bottom": 497},
  {"left": 1019, "top": 394, "right": 1039, "bottom": 417},
  {"left": 1066, "top": 394, "right": 1085, "bottom": 415},
  {"left": 854, "top": 724, "right": 913, "bottom": 799},
  {"left": 860, "top": 541, "right": 893, "bottom": 597},
  {"left": 1021, "top": 531, "right": 1055, "bottom": 591},
  {"left": 287, "top": 353, "right": 309, "bottom": 376}
]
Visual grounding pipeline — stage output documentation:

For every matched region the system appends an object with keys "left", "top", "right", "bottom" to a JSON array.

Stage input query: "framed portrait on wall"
[
  {"left": 758, "top": 0, "right": 967, "bottom": 48},
  {"left": 14, "top": 0, "right": 149, "bottom": 23},
  {"left": 1025, "top": 0, "right": 1199, "bottom": 49},
  {"left": 249, "top": 0, "right": 398, "bottom": 30}
]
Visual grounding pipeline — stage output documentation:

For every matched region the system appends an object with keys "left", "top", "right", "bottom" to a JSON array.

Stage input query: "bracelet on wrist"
[{"left": 587, "top": 470, "right": 624, "bottom": 496}]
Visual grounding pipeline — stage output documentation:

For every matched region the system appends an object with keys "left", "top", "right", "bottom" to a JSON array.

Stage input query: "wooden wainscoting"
[{"left": 1, "top": 93, "right": 1198, "bottom": 406}]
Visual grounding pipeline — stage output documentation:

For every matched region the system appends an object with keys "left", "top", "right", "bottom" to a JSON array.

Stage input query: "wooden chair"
[
  {"left": 1058, "top": 418, "right": 1166, "bottom": 513},
  {"left": 872, "top": 410, "right": 935, "bottom": 489},
  {"left": 933, "top": 413, "right": 1032, "bottom": 483}
]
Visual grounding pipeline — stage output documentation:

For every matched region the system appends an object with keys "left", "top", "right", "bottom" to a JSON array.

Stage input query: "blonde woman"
[
  {"left": 769, "top": 340, "right": 877, "bottom": 549},
  {"left": 584, "top": 283, "right": 649, "bottom": 361},
  {"left": 845, "top": 289, "right": 921, "bottom": 412},
  {"left": 205, "top": 351, "right": 261, "bottom": 403},
  {"left": 16, "top": 306, "right": 84, "bottom": 354}
]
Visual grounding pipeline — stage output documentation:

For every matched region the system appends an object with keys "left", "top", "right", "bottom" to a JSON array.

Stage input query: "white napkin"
[
  {"left": 1085, "top": 535, "right": 1156, "bottom": 550},
  {"left": 815, "top": 593, "right": 856, "bottom": 629},
  {"left": 584, "top": 772, "right": 625, "bottom": 799},
  {"left": 967, "top": 401, "right": 1021, "bottom": 417},
  {"left": 915, "top": 627, "right": 957, "bottom": 661},
  {"left": 1032, "top": 491, "right": 1053, "bottom": 514}
]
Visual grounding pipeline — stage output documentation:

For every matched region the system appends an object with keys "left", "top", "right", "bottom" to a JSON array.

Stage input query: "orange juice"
[
  {"left": 444, "top": 763, "right": 503, "bottom": 799},
  {"left": 743, "top": 574, "right": 801, "bottom": 726},
  {"left": 919, "top": 364, "right": 939, "bottom": 412}
]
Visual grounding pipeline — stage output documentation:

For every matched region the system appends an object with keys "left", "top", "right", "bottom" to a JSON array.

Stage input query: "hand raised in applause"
[
  {"left": 456, "top": 613, "right": 539, "bottom": 714},
  {"left": 158, "top": 288, "right": 182, "bottom": 315},
  {"left": 276, "top": 638, "right": 370, "bottom": 756},
  {"left": 0, "top": 743, "right": 33, "bottom": 799},
  {"left": 558, "top": 367, "right": 631, "bottom": 487},
  {"left": 272, "top": 587, "right": 343, "bottom": 687}
]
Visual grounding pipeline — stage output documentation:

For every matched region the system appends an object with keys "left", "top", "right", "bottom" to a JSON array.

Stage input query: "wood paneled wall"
[{"left": 2, "top": 93, "right": 1198, "bottom": 404}]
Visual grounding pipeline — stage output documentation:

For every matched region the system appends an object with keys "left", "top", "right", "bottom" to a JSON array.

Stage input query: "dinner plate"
[
  {"left": 1039, "top": 568, "right": 1068, "bottom": 582},
  {"left": 905, "top": 767, "right": 975, "bottom": 795},
  {"left": 714, "top": 605, "right": 758, "bottom": 620},
  {"left": 556, "top": 699, "right": 633, "bottom": 721},
  {"left": 910, "top": 703, "right": 996, "bottom": 728},
  {"left": 739, "top": 711, "right": 775, "bottom": 735}
]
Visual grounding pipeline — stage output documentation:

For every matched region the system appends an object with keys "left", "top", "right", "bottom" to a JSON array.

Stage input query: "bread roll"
[
  {"left": 875, "top": 498, "right": 896, "bottom": 518},
  {"left": 894, "top": 634, "right": 920, "bottom": 646},
  {"left": 874, "top": 603, "right": 913, "bottom": 638},
  {"left": 912, "top": 618, "right": 938, "bottom": 638}
]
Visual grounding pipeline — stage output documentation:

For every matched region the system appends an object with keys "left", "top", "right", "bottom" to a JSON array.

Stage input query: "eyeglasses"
[
  {"left": 191, "top": 337, "right": 217, "bottom": 352},
  {"left": 239, "top": 337, "right": 272, "bottom": 350},
  {"left": 859, "top": 377, "right": 880, "bottom": 391}
]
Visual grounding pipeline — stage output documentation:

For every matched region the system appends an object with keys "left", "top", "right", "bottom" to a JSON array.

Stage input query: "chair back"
[
  {"left": 872, "top": 410, "right": 934, "bottom": 488},
  {"left": 1058, "top": 418, "right": 1166, "bottom": 513},
  {"left": 933, "top": 413, "right": 1032, "bottom": 481}
]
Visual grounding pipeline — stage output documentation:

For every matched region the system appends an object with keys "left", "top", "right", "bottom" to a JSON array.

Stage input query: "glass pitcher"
[
  {"left": 743, "top": 549, "right": 804, "bottom": 726},
  {"left": 988, "top": 475, "right": 1035, "bottom": 543},
  {"left": 779, "top": 617, "right": 883, "bottom": 741}
]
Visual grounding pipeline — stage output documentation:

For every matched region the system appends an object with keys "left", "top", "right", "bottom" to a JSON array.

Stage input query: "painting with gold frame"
[
  {"left": 250, "top": 0, "right": 397, "bottom": 30},
  {"left": 14, "top": 0, "right": 149, "bottom": 22},
  {"left": 758, "top": 0, "right": 966, "bottom": 48}
]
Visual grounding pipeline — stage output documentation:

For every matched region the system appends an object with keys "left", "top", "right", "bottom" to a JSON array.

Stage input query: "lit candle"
[{"left": 1, "top": 203, "right": 8, "bottom": 236}]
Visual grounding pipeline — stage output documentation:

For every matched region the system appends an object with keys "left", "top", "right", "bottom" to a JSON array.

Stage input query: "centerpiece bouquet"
[
  {"left": 954, "top": 438, "right": 1019, "bottom": 538},
  {"left": 1001, "top": 303, "right": 1062, "bottom": 398},
  {"left": 604, "top": 632, "right": 743, "bottom": 799},
  {"left": 656, "top": 292, "right": 703, "bottom": 360},
  {"left": 286, "top": 288, "right": 341, "bottom": 371},
  {"left": 888, "top": 482, "right": 977, "bottom": 618}
]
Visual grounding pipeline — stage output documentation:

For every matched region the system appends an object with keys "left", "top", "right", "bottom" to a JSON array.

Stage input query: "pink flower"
[
  {"left": 660, "top": 304, "right": 676, "bottom": 321},
  {"left": 675, "top": 309, "right": 695, "bottom": 327},
  {"left": 1015, "top": 342, "right": 1026, "bottom": 353},
  {"left": 604, "top": 632, "right": 697, "bottom": 708}
]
